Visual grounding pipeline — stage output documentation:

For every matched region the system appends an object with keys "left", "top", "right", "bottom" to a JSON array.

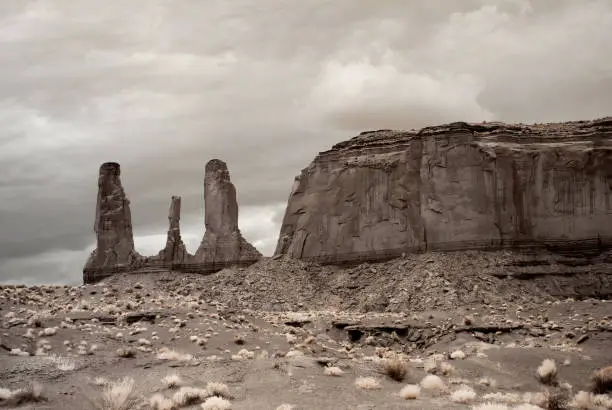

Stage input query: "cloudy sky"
[{"left": 0, "top": 0, "right": 611, "bottom": 285}]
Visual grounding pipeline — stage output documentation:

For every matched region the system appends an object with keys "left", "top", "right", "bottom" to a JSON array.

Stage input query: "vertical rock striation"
[
  {"left": 158, "top": 196, "right": 190, "bottom": 264},
  {"left": 275, "top": 118, "right": 612, "bottom": 262},
  {"left": 84, "top": 162, "right": 141, "bottom": 276},
  {"left": 194, "top": 159, "right": 262, "bottom": 264},
  {"left": 83, "top": 159, "right": 261, "bottom": 283}
]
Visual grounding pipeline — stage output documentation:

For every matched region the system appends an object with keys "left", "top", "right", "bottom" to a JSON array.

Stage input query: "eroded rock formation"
[
  {"left": 84, "top": 162, "right": 141, "bottom": 272},
  {"left": 158, "top": 196, "right": 190, "bottom": 264},
  {"left": 275, "top": 117, "right": 612, "bottom": 262},
  {"left": 194, "top": 159, "right": 262, "bottom": 264},
  {"left": 83, "top": 160, "right": 261, "bottom": 283}
]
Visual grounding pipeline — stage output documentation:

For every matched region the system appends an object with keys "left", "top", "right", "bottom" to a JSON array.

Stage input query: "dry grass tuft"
[
  {"left": 206, "top": 382, "right": 231, "bottom": 399},
  {"left": 355, "top": 377, "right": 382, "bottom": 390},
  {"left": 149, "top": 393, "right": 175, "bottom": 410},
  {"left": 399, "top": 384, "right": 420, "bottom": 400},
  {"left": 591, "top": 366, "right": 612, "bottom": 394},
  {"left": 323, "top": 366, "right": 344, "bottom": 377},
  {"left": 537, "top": 359, "right": 558, "bottom": 386},
  {"left": 0, "top": 382, "right": 46, "bottom": 407},
  {"left": 542, "top": 387, "right": 570, "bottom": 410},
  {"left": 156, "top": 347, "right": 193, "bottom": 362},
  {"left": 95, "top": 377, "right": 138, "bottom": 410},
  {"left": 162, "top": 374, "right": 183, "bottom": 389},
  {"left": 450, "top": 385, "right": 477, "bottom": 403},
  {"left": 420, "top": 375, "right": 446, "bottom": 392},
  {"left": 201, "top": 396, "right": 232, "bottom": 410},
  {"left": 381, "top": 358, "right": 409, "bottom": 382},
  {"left": 471, "top": 404, "right": 509, "bottom": 410},
  {"left": 570, "top": 390, "right": 612, "bottom": 409},
  {"left": 172, "top": 386, "right": 208, "bottom": 407},
  {"left": 450, "top": 350, "right": 467, "bottom": 360},
  {"left": 116, "top": 347, "right": 136, "bottom": 358}
]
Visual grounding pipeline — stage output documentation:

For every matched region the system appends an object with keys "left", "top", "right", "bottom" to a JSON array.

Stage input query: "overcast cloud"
[{"left": 0, "top": 0, "right": 611, "bottom": 285}]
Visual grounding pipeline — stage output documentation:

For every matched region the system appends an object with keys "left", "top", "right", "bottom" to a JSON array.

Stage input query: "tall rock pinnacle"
[
  {"left": 84, "top": 162, "right": 141, "bottom": 273},
  {"left": 194, "top": 159, "right": 262, "bottom": 264},
  {"left": 159, "top": 195, "right": 189, "bottom": 264}
]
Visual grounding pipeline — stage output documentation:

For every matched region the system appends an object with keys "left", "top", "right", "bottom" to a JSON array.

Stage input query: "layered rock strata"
[
  {"left": 83, "top": 160, "right": 261, "bottom": 283},
  {"left": 275, "top": 117, "right": 612, "bottom": 263},
  {"left": 84, "top": 163, "right": 142, "bottom": 273},
  {"left": 194, "top": 159, "right": 262, "bottom": 264}
]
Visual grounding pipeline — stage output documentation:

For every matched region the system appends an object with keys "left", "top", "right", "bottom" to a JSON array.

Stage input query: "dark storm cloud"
[{"left": 1, "top": 0, "right": 611, "bottom": 284}]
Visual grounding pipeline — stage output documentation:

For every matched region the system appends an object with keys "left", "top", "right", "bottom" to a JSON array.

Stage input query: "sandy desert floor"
[{"left": 1, "top": 256, "right": 611, "bottom": 409}]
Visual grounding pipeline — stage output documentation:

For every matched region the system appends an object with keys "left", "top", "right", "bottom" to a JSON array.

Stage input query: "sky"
[{"left": 0, "top": 0, "right": 611, "bottom": 285}]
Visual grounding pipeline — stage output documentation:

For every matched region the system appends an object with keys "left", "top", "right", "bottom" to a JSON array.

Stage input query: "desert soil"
[{"left": 1, "top": 253, "right": 611, "bottom": 409}]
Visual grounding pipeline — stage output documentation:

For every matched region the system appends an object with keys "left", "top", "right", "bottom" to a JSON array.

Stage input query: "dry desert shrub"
[
  {"left": 439, "top": 362, "right": 456, "bottom": 376},
  {"left": 231, "top": 349, "right": 254, "bottom": 361},
  {"left": 482, "top": 392, "right": 522, "bottom": 404},
  {"left": 323, "top": 366, "right": 344, "bottom": 377},
  {"left": 156, "top": 347, "right": 193, "bottom": 362},
  {"left": 149, "top": 393, "right": 175, "bottom": 410},
  {"left": 93, "top": 377, "right": 138, "bottom": 410},
  {"left": 206, "top": 382, "right": 231, "bottom": 399},
  {"left": 172, "top": 386, "right": 208, "bottom": 407},
  {"left": 570, "top": 390, "right": 612, "bottom": 409},
  {"left": 381, "top": 358, "right": 409, "bottom": 382},
  {"left": 537, "top": 359, "right": 559, "bottom": 386},
  {"left": 513, "top": 405, "right": 543, "bottom": 410},
  {"left": 0, "top": 382, "right": 46, "bottom": 407},
  {"left": 478, "top": 377, "right": 498, "bottom": 388},
  {"left": 399, "top": 384, "right": 420, "bottom": 400},
  {"left": 116, "top": 347, "right": 136, "bottom": 358},
  {"left": 450, "top": 385, "right": 477, "bottom": 403},
  {"left": 542, "top": 388, "right": 570, "bottom": 410},
  {"left": 450, "top": 350, "right": 467, "bottom": 360},
  {"left": 420, "top": 374, "right": 446, "bottom": 392},
  {"left": 592, "top": 366, "right": 612, "bottom": 394},
  {"left": 355, "top": 377, "right": 382, "bottom": 390},
  {"left": 201, "top": 396, "right": 231, "bottom": 410},
  {"left": 162, "top": 374, "right": 183, "bottom": 389},
  {"left": 471, "top": 403, "right": 509, "bottom": 410}
]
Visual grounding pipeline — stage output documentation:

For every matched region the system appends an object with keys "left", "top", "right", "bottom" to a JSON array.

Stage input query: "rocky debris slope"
[
  {"left": 102, "top": 249, "right": 612, "bottom": 313},
  {"left": 84, "top": 162, "right": 141, "bottom": 273},
  {"left": 275, "top": 117, "right": 612, "bottom": 263},
  {"left": 194, "top": 159, "right": 262, "bottom": 264}
]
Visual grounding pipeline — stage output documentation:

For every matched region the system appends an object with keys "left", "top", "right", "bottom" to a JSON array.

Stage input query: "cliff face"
[{"left": 275, "top": 118, "right": 612, "bottom": 262}]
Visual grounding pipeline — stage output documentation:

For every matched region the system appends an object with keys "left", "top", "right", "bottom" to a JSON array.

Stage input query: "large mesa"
[{"left": 274, "top": 117, "right": 612, "bottom": 263}]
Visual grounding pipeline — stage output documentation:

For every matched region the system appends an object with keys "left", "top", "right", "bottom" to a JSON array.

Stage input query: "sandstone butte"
[
  {"left": 274, "top": 117, "right": 612, "bottom": 263},
  {"left": 83, "top": 117, "right": 612, "bottom": 284},
  {"left": 82, "top": 160, "right": 261, "bottom": 283}
]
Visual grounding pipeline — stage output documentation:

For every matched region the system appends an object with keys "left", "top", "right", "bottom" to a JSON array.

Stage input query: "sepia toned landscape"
[
  {"left": 2, "top": 118, "right": 612, "bottom": 409},
  {"left": 2, "top": 1, "right": 612, "bottom": 409}
]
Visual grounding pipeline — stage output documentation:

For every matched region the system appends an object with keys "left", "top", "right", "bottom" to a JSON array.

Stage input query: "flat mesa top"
[{"left": 320, "top": 117, "right": 612, "bottom": 157}]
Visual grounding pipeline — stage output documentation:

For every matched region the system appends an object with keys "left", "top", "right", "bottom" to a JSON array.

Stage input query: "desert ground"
[{"left": 1, "top": 252, "right": 611, "bottom": 410}]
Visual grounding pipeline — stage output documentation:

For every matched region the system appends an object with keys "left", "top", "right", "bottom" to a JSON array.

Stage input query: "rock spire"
[
  {"left": 84, "top": 162, "right": 141, "bottom": 272},
  {"left": 194, "top": 159, "right": 262, "bottom": 264}
]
